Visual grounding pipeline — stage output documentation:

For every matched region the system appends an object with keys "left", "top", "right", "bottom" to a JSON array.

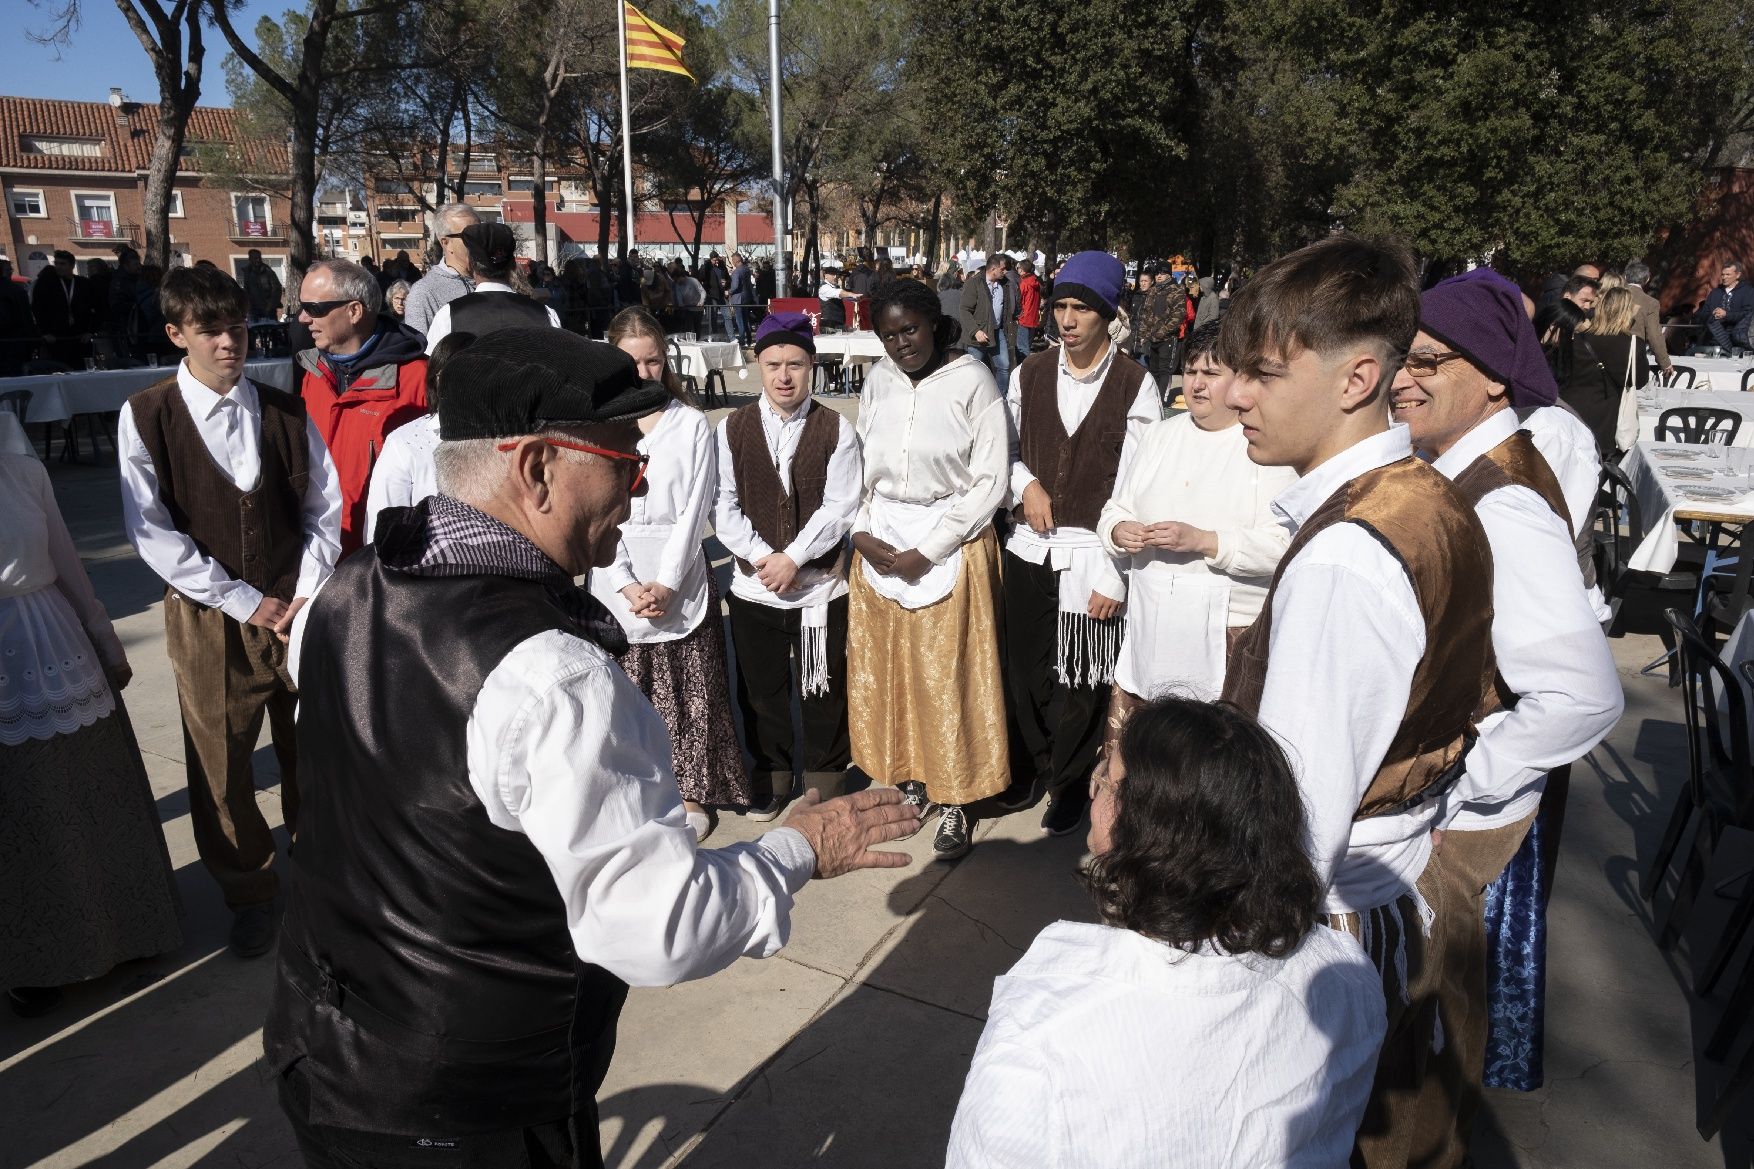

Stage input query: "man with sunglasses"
[
  {"left": 401, "top": 202, "right": 479, "bottom": 336},
  {"left": 272, "top": 328, "right": 917, "bottom": 1168},
  {"left": 296, "top": 258, "right": 430, "bottom": 555},
  {"left": 1388, "top": 270, "right": 1621, "bottom": 1168}
]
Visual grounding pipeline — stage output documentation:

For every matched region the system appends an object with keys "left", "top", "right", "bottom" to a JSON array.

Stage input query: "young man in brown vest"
[
  {"left": 713, "top": 311, "right": 862, "bottom": 818},
  {"left": 1215, "top": 235, "right": 1496, "bottom": 1169},
  {"left": 117, "top": 265, "right": 341, "bottom": 957},
  {"left": 1001, "top": 250, "right": 1160, "bottom": 835},
  {"left": 1390, "top": 269, "right": 1623, "bottom": 1167}
]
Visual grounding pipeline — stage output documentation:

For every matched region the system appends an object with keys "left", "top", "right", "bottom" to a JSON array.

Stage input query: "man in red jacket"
[
  {"left": 1015, "top": 259, "right": 1042, "bottom": 357},
  {"left": 296, "top": 258, "right": 428, "bottom": 555}
]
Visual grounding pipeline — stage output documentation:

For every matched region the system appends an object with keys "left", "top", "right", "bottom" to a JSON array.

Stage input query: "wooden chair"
[
  {"left": 1644, "top": 611, "right": 1754, "bottom": 949},
  {"left": 1656, "top": 406, "right": 1742, "bottom": 446}
]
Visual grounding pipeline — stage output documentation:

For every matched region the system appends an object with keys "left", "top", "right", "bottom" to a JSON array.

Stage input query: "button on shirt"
[
  {"left": 118, "top": 361, "right": 343, "bottom": 622},
  {"left": 713, "top": 397, "right": 863, "bottom": 609},
  {"left": 1255, "top": 424, "right": 1433, "bottom": 915},
  {"left": 1430, "top": 410, "right": 1624, "bottom": 830}
]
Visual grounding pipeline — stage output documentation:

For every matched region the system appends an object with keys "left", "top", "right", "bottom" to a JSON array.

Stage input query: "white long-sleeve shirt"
[
  {"left": 856, "top": 353, "right": 1011, "bottom": 562},
  {"left": 1520, "top": 402, "right": 1611, "bottom": 623},
  {"left": 1431, "top": 409, "right": 1624, "bottom": 830},
  {"left": 589, "top": 400, "right": 716, "bottom": 642},
  {"left": 713, "top": 397, "right": 862, "bottom": 609},
  {"left": 423, "top": 280, "right": 561, "bottom": 353},
  {"left": 363, "top": 413, "right": 441, "bottom": 543},
  {"left": 1006, "top": 343, "right": 1158, "bottom": 602},
  {"left": 287, "top": 607, "right": 817, "bottom": 988},
  {"left": 947, "top": 921, "right": 1385, "bottom": 1169},
  {"left": 118, "top": 361, "right": 342, "bottom": 622},
  {"left": 1254, "top": 424, "right": 1433, "bottom": 915}
]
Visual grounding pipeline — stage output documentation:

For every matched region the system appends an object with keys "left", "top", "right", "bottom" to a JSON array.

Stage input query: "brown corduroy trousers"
[{"left": 163, "top": 595, "right": 299, "bottom": 910}]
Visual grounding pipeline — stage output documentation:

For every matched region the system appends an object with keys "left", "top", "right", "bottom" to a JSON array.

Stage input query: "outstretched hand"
[{"left": 782, "top": 787, "right": 923, "bottom": 879}]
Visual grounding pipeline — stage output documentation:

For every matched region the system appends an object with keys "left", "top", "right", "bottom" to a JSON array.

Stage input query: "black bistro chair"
[
  {"left": 1656, "top": 406, "right": 1742, "bottom": 446},
  {"left": 1665, "top": 363, "right": 1698, "bottom": 389}
]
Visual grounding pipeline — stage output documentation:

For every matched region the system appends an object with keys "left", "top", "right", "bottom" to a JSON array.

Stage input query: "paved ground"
[{"left": 1, "top": 415, "right": 1748, "bottom": 1168}]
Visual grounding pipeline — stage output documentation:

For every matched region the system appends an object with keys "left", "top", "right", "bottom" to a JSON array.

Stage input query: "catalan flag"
[{"left": 623, "top": 3, "right": 696, "bottom": 82}]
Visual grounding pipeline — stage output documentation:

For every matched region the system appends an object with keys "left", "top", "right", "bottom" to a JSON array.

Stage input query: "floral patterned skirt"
[
  {"left": 0, "top": 701, "right": 183, "bottom": 989},
  {"left": 618, "top": 575, "right": 751, "bottom": 807}
]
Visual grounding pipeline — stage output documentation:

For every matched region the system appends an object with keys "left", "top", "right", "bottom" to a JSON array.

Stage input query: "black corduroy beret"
[{"left": 437, "top": 327, "right": 669, "bottom": 440}]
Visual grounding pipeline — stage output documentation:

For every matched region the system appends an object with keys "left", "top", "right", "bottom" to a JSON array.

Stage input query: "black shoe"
[
  {"left": 7, "top": 986, "right": 63, "bottom": 1018},
  {"left": 934, "top": 805, "right": 972, "bottom": 861},
  {"left": 1041, "top": 795, "right": 1088, "bottom": 837},
  {"left": 895, "top": 781, "right": 939, "bottom": 840},
  {"left": 746, "top": 793, "right": 791, "bottom": 823},
  {"left": 995, "top": 775, "right": 1045, "bottom": 812},
  {"left": 230, "top": 906, "right": 275, "bottom": 958}
]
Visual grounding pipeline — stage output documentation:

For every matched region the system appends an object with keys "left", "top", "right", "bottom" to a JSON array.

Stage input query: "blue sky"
[{"left": 12, "top": 1, "right": 286, "bottom": 107}]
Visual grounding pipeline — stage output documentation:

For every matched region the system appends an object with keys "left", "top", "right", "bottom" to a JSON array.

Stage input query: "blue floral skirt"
[{"left": 1482, "top": 805, "right": 1549, "bottom": 1090}]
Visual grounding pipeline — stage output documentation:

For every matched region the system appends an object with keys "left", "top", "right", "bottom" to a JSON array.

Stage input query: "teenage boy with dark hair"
[
  {"left": 1216, "top": 235, "right": 1498, "bottom": 1169},
  {"left": 118, "top": 265, "right": 342, "bottom": 958}
]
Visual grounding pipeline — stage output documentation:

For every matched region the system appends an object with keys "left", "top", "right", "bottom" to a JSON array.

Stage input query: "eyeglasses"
[
  {"left": 1088, "top": 767, "right": 1119, "bottom": 803},
  {"left": 1402, "top": 350, "right": 1470, "bottom": 378},
  {"left": 299, "top": 298, "right": 359, "bottom": 318},
  {"left": 496, "top": 437, "right": 649, "bottom": 493}
]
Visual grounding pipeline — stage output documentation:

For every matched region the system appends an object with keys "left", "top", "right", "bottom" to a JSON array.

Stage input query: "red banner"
[
  {"left": 240, "top": 220, "right": 269, "bottom": 238},
  {"left": 79, "top": 219, "right": 114, "bottom": 239}
]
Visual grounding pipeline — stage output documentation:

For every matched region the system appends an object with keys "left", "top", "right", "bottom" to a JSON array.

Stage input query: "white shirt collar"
[
  {"left": 472, "top": 280, "right": 516, "bottom": 294},
  {"left": 1431, "top": 407, "right": 1519, "bottom": 479},
  {"left": 760, "top": 393, "right": 812, "bottom": 426},
  {"left": 1272, "top": 423, "right": 1412, "bottom": 528},
  {"left": 1058, "top": 339, "right": 1117, "bottom": 386},
  {"left": 176, "top": 358, "right": 256, "bottom": 420}
]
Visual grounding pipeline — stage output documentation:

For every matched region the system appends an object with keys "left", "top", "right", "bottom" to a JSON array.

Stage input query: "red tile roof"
[{"left": 0, "top": 96, "right": 288, "bottom": 174}]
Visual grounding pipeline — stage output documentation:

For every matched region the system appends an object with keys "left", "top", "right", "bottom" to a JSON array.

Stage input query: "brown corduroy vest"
[
  {"left": 130, "top": 376, "right": 310, "bottom": 604},
  {"left": 725, "top": 400, "right": 842, "bottom": 574},
  {"left": 1012, "top": 349, "right": 1141, "bottom": 531},
  {"left": 1222, "top": 456, "right": 1498, "bottom": 818}
]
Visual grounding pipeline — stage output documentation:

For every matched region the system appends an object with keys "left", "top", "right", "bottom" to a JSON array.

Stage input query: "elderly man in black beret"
[{"left": 268, "top": 328, "right": 918, "bottom": 1168}]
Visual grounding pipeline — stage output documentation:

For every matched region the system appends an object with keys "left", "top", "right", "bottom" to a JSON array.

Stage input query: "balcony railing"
[
  {"left": 228, "top": 218, "right": 287, "bottom": 243},
  {"left": 66, "top": 219, "right": 141, "bottom": 245}
]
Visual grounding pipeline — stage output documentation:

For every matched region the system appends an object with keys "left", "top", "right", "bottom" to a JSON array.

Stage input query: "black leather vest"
[
  {"left": 264, "top": 507, "right": 627, "bottom": 1135},
  {"left": 446, "top": 290, "right": 553, "bottom": 337}
]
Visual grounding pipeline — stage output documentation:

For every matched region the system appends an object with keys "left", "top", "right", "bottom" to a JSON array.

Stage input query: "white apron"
[
  {"left": 857, "top": 495, "right": 963, "bottom": 610},
  {"left": 1112, "top": 568, "right": 1232, "bottom": 702},
  {"left": 591, "top": 522, "right": 711, "bottom": 644}
]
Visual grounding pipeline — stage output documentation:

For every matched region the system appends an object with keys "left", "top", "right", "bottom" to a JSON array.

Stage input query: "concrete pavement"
[{"left": 0, "top": 423, "right": 1744, "bottom": 1168}]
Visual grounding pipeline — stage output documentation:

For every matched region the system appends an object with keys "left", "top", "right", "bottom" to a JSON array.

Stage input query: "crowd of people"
[{"left": 1, "top": 212, "right": 1664, "bottom": 1168}]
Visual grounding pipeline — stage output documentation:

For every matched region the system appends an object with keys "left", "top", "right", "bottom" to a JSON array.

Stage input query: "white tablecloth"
[
  {"left": 1624, "top": 442, "right": 1754, "bottom": 572},
  {"left": 1, "top": 359, "right": 293, "bottom": 424},
  {"left": 813, "top": 331, "right": 887, "bottom": 362},
  {"left": 1638, "top": 390, "right": 1754, "bottom": 448},
  {"left": 1673, "top": 355, "right": 1754, "bottom": 392},
  {"left": 672, "top": 340, "right": 752, "bottom": 386},
  {"left": 0, "top": 412, "right": 31, "bottom": 456}
]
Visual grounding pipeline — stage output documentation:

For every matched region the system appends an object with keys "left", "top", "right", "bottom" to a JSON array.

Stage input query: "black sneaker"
[
  {"left": 7, "top": 986, "right": 63, "bottom": 1018},
  {"left": 1041, "top": 795, "right": 1088, "bottom": 838},
  {"left": 230, "top": 906, "right": 275, "bottom": 958},
  {"left": 995, "top": 774, "right": 1045, "bottom": 812},
  {"left": 934, "top": 805, "right": 972, "bottom": 860},
  {"left": 895, "top": 781, "right": 938, "bottom": 840}
]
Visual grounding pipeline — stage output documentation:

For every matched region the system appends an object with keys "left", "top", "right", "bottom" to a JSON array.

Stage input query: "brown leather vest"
[
  {"left": 725, "top": 401, "right": 842, "bottom": 573},
  {"left": 130, "top": 376, "right": 310, "bottom": 604},
  {"left": 1012, "top": 349, "right": 1141, "bottom": 530},
  {"left": 1451, "top": 427, "right": 1573, "bottom": 711},
  {"left": 1221, "top": 457, "right": 1497, "bottom": 819}
]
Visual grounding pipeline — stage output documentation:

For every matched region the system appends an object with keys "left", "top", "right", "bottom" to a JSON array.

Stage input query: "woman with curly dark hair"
[{"left": 948, "top": 696, "right": 1387, "bottom": 1168}]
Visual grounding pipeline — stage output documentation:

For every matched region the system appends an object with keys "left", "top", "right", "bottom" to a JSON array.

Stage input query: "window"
[
  {"left": 377, "top": 207, "right": 423, "bottom": 223},
  {"left": 463, "top": 180, "right": 503, "bottom": 197},
  {"left": 8, "top": 189, "right": 45, "bottom": 218},
  {"left": 375, "top": 179, "right": 412, "bottom": 194},
  {"left": 167, "top": 190, "right": 184, "bottom": 217},
  {"left": 22, "top": 135, "right": 103, "bottom": 157},
  {"left": 72, "top": 192, "right": 118, "bottom": 239},
  {"left": 234, "top": 194, "right": 269, "bottom": 224},
  {"left": 508, "top": 177, "right": 559, "bottom": 193},
  {"left": 476, "top": 208, "right": 502, "bottom": 224}
]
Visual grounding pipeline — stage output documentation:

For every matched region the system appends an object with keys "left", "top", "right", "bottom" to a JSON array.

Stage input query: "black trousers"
[
  {"left": 726, "top": 592, "right": 850, "bottom": 794},
  {"left": 279, "top": 1066, "right": 601, "bottom": 1169},
  {"left": 1002, "top": 550, "right": 1108, "bottom": 805},
  {"left": 1146, "top": 338, "right": 1180, "bottom": 396}
]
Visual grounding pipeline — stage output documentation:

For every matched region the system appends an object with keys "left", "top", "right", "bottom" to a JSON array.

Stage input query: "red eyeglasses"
[{"left": 496, "top": 437, "right": 649, "bottom": 493}]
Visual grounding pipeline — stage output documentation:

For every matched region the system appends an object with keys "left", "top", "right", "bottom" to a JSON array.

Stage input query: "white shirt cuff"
[{"left": 758, "top": 827, "right": 817, "bottom": 892}]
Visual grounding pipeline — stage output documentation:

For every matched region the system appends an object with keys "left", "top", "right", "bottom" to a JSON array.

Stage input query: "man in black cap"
[
  {"left": 269, "top": 327, "right": 918, "bottom": 1168},
  {"left": 423, "top": 221, "right": 557, "bottom": 352}
]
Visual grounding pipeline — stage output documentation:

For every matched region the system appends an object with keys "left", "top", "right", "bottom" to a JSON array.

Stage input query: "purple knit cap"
[
  {"left": 1418, "top": 268, "right": 1558, "bottom": 408},
  {"left": 1052, "top": 251, "right": 1126, "bottom": 320},
  {"left": 753, "top": 310, "right": 816, "bottom": 356}
]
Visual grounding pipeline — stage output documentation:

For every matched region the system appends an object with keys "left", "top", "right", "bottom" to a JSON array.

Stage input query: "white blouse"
[
  {"left": 590, "top": 400, "right": 716, "bottom": 642},
  {"left": 363, "top": 413, "right": 441, "bottom": 543},
  {"left": 948, "top": 921, "right": 1386, "bottom": 1169},
  {"left": 856, "top": 353, "right": 1011, "bottom": 564},
  {"left": 1, "top": 454, "right": 126, "bottom": 744}
]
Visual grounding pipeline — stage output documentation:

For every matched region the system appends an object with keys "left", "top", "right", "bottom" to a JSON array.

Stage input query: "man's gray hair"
[
  {"left": 433, "top": 430, "right": 607, "bottom": 503},
  {"left": 307, "top": 258, "right": 382, "bottom": 315},
  {"left": 432, "top": 202, "right": 480, "bottom": 240},
  {"left": 1727, "top": 259, "right": 1744, "bottom": 274},
  {"left": 1623, "top": 260, "right": 1651, "bottom": 286}
]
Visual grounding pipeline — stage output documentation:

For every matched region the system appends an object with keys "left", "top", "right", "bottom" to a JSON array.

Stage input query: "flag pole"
[
  {"left": 616, "top": 0, "right": 638, "bottom": 254},
  {"left": 768, "top": 0, "right": 786, "bottom": 297}
]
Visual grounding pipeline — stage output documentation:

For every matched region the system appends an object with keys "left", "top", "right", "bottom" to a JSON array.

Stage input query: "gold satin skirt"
[{"left": 847, "top": 525, "right": 1010, "bottom": 805}]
